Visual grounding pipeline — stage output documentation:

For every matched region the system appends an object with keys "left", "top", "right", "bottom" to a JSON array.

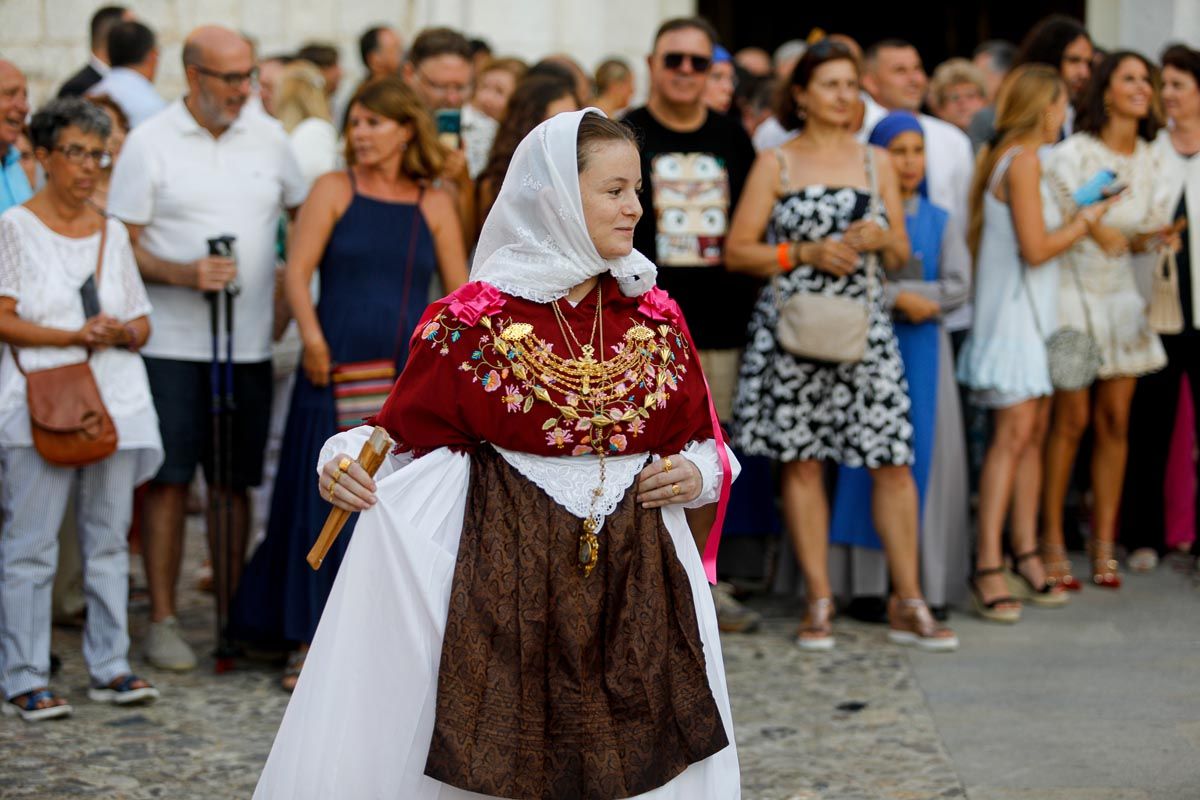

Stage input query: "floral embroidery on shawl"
[{"left": 417, "top": 307, "right": 691, "bottom": 456}]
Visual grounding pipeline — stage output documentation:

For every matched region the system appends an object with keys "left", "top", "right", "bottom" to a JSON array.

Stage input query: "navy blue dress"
[{"left": 232, "top": 178, "right": 437, "bottom": 646}]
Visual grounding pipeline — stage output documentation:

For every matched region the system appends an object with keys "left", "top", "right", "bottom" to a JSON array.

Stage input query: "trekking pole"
[{"left": 207, "top": 235, "right": 238, "bottom": 673}]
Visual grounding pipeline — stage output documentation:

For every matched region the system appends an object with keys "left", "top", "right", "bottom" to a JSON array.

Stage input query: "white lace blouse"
[{"left": 0, "top": 206, "right": 162, "bottom": 480}]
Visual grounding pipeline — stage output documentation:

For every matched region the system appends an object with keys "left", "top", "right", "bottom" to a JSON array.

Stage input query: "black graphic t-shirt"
[{"left": 622, "top": 106, "right": 760, "bottom": 349}]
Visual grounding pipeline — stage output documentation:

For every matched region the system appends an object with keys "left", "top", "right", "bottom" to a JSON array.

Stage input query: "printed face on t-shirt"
[{"left": 650, "top": 152, "right": 729, "bottom": 266}]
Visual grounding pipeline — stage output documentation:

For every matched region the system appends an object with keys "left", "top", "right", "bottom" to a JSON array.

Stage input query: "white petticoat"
[{"left": 253, "top": 445, "right": 741, "bottom": 799}]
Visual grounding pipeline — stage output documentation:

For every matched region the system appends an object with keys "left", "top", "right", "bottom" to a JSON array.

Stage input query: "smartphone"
[
  {"left": 435, "top": 108, "right": 462, "bottom": 151},
  {"left": 1101, "top": 182, "right": 1128, "bottom": 199},
  {"left": 79, "top": 274, "right": 100, "bottom": 318},
  {"left": 1074, "top": 168, "right": 1117, "bottom": 206}
]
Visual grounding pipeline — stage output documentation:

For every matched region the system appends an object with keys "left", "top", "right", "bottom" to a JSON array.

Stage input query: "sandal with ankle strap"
[
  {"left": 887, "top": 596, "right": 959, "bottom": 651},
  {"left": 1090, "top": 540, "right": 1122, "bottom": 589},
  {"left": 1041, "top": 545, "right": 1082, "bottom": 592},
  {"left": 969, "top": 567, "right": 1021, "bottom": 623},
  {"left": 795, "top": 597, "right": 835, "bottom": 651},
  {"left": 1005, "top": 551, "right": 1069, "bottom": 608}
]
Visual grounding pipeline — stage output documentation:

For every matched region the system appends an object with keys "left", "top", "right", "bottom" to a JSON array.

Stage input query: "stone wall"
[{"left": 1, "top": 0, "right": 694, "bottom": 107}]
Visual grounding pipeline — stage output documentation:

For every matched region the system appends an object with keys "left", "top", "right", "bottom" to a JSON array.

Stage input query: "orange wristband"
[{"left": 776, "top": 242, "right": 793, "bottom": 271}]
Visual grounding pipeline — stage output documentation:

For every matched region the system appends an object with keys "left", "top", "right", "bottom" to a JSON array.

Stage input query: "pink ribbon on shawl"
[
  {"left": 638, "top": 287, "right": 732, "bottom": 584},
  {"left": 445, "top": 281, "right": 507, "bottom": 326}
]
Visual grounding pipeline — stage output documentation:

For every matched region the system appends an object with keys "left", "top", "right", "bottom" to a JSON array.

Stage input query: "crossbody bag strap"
[
  {"left": 862, "top": 144, "right": 879, "bottom": 298},
  {"left": 1068, "top": 259, "right": 1098, "bottom": 340},
  {"left": 389, "top": 186, "right": 426, "bottom": 364},
  {"left": 11, "top": 217, "right": 108, "bottom": 377}
]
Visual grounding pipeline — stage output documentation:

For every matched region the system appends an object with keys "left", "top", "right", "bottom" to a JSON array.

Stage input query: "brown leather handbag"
[{"left": 12, "top": 223, "right": 117, "bottom": 467}]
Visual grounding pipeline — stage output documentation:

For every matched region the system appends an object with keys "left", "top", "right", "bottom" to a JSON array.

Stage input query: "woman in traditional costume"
[{"left": 252, "top": 109, "right": 741, "bottom": 799}]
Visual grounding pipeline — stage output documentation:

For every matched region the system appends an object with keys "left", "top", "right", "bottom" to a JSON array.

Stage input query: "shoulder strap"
[
  {"left": 11, "top": 218, "right": 107, "bottom": 377},
  {"left": 94, "top": 215, "right": 108, "bottom": 286},
  {"left": 773, "top": 148, "right": 790, "bottom": 193},
  {"left": 863, "top": 145, "right": 879, "bottom": 291},
  {"left": 865, "top": 144, "right": 879, "bottom": 202},
  {"left": 390, "top": 186, "right": 426, "bottom": 363},
  {"left": 988, "top": 146, "right": 1023, "bottom": 195}
]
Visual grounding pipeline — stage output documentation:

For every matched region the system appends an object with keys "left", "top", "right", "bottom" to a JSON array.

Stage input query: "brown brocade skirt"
[{"left": 423, "top": 446, "right": 728, "bottom": 799}]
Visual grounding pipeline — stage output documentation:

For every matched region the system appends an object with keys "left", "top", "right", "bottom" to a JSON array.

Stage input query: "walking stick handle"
[{"left": 307, "top": 426, "right": 392, "bottom": 570}]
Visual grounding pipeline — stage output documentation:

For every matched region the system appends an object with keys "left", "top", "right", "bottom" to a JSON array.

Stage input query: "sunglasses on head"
[{"left": 662, "top": 52, "right": 712, "bottom": 72}]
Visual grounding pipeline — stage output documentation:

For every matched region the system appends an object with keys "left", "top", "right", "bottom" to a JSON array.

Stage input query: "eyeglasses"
[
  {"left": 662, "top": 52, "right": 712, "bottom": 73},
  {"left": 415, "top": 71, "right": 472, "bottom": 98},
  {"left": 190, "top": 64, "right": 258, "bottom": 88},
  {"left": 52, "top": 145, "right": 112, "bottom": 169}
]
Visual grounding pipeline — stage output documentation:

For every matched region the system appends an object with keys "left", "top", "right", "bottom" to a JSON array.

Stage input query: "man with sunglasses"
[
  {"left": 623, "top": 17, "right": 764, "bottom": 634},
  {"left": 107, "top": 25, "right": 307, "bottom": 672}
]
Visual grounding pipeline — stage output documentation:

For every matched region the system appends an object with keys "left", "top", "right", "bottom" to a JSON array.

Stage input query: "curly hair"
[{"left": 1074, "top": 50, "right": 1161, "bottom": 141}]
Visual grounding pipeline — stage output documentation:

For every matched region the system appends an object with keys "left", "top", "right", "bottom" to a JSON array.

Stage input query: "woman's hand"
[
  {"left": 636, "top": 454, "right": 703, "bottom": 509},
  {"left": 75, "top": 314, "right": 124, "bottom": 349},
  {"left": 1132, "top": 220, "right": 1185, "bottom": 254},
  {"left": 843, "top": 219, "right": 887, "bottom": 252},
  {"left": 319, "top": 453, "right": 378, "bottom": 512},
  {"left": 893, "top": 292, "right": 941, "bottom": 323},
  {"left": 303, "top": 337, "right": 332, "bottom": 387},
  {"left": 806, "top": 238, "right": 861, "bottom": 277}
]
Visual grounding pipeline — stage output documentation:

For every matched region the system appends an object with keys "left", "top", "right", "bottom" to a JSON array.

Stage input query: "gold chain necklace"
[
  {"left": 555, "top": 283, "right": 605, "bottom": 576},
  {"left": 551, "top": 282, "right": 602, "bottom": 364}
]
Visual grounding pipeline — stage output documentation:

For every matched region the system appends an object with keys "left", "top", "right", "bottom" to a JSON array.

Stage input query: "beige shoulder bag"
[{"left": 775, "top": 147, "right": 881, "bottom": 363}]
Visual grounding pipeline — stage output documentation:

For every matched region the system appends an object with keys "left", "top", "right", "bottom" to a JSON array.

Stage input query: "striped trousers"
[{"left": 0, "top": 447, "right": 137, "bottom": 699}]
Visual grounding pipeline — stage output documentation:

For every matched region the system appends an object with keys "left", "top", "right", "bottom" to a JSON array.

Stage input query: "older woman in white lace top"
[{"left": 0, "top": 98, "right": 162, "bottom": 722}]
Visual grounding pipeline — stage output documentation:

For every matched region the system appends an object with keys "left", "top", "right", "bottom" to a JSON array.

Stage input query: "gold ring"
[
  {"left": 326, "top": 477, "right": 338, "bottom": 499},
  {"left": 663, "top": 457, "right": 673, "bottom": 472},
  {"left": 338, "top": 456, "right": 352, "bottom": 473},
  {"left": 671, "top": 483, "right": 681, "bottom": 496}
]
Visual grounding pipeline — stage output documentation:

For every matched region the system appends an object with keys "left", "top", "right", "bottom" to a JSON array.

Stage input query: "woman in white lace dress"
[
  {"left": 1042, "top": 51, "right": 1178, "bottom": 589},
  {"left": 253, "top": 110, "right": 743, "bottom": 800},
  {"left": 0, "top": 98, "right": 162, "bottom": 721}
]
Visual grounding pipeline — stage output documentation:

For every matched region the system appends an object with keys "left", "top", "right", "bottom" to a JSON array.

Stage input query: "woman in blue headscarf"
[{"left": 829, "top": 111, "right": 972, "bottom": 613}]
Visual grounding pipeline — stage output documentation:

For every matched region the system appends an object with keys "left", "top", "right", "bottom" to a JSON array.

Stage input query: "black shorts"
[{"left": 144, "top": 357, "right": 273, "bottom": 489}]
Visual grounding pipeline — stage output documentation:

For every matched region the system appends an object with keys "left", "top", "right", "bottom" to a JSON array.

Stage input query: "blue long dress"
[{"left": 232, "top": 179, "right": 437, "bottom": 646}]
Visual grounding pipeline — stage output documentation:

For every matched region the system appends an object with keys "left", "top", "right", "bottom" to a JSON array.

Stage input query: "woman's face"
[
  {"left": 885, "top": 130, "right": 925, "bottom": 195},
  {"left": 1105, "top": 56, "right": 1153, "bottom": 121},
  {"left": 796, "top": 58, "right": 859, "bottom": 128},
  {"left": 544, "top": 93, "right": 579, "bottom": 120},
  {"left": 937, "top": 80, "right": 985, "bottom": 131},
  {"left": 37, "top": 125, "right": 108, "bottom": 205},
  {"left": 347, "top": 103, "right": 410, "bottom": 168},
  {"left": 1162, "top": 64, "right": 1200, "bottom": 125},
  {"left": 1044, "top": 90, "right": 1069, "bottom": 143},
  {"left": 579, "top": 140, "right": 643, "bottom": 259},
  {"left": 474, "top": 69, "right": 517, "bottom": 121}
]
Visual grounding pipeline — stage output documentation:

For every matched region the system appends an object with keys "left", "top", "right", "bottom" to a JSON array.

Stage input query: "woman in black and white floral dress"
[{"left": 726, "top": 40, "right": 957, "bottom": 652}]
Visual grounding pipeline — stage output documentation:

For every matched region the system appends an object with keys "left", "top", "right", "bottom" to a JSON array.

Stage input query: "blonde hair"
[
  {"left": 928, "top": 58, "right": 986, "bottom": 108},
  {"left": 344, "top": 76, "right": 445, "bottom": 181},
  {"left": 967, "top": 64, "right": 1063, "bottom": 257},
  {"left": 275, "top": 61, "right": 331, "bottom": 133}
]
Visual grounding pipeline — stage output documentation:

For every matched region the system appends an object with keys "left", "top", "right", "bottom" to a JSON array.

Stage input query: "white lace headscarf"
[{"left": 470, "top": 108, "right": 657, "bottom": 302}]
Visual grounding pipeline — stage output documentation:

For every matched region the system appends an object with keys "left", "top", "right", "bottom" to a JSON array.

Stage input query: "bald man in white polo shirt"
[{"left": 108, "top": 26, "right": 307, "bottom": 671}]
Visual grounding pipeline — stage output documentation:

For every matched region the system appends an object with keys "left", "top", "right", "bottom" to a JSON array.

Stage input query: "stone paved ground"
[{"left": 0, "top": 526, "right": 966, "bottom": 800}]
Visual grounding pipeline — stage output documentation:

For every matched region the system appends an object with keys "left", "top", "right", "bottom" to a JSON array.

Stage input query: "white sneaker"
[{"left": 144, "top": 616, "right": 197, "bottom": 671}]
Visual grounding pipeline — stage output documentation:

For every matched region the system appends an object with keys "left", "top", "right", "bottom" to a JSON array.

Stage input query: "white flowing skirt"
[{"left": 253, "top": 447, "right": 741, "bottom": 799}]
